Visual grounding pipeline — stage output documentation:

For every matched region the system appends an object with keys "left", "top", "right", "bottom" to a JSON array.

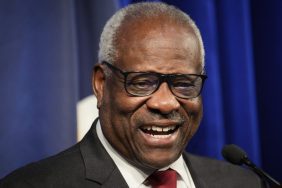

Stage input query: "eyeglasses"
[{"left": 103, "top": 61, "right": 207, "bottom": 99}]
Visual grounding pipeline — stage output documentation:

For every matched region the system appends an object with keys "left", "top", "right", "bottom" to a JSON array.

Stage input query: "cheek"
[
  {"left": 102, "top": 78, "right": 149, "bottom": 128},
  {"left": 99, "top": 82, "right": 149, "bottom": 158},
  {"left": 184, "top": 97, "right": 203, "bottom": 116},
  {"left": 102, "top": 81, "right": 150, "bottom": 135},
  {"left": 181, "top": 97, "right": 203, "bottom": 137},
  {"left": 108, "top": 85, "right": 148, "bottom": 115}
]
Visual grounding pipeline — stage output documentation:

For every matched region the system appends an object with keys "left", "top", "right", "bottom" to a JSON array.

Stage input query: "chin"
[
  {"left": 138, "top": 153, "right": 180, "bottom": 170},
  {"left": 144, "top": 159, "right": 174, "bottom": 170}
]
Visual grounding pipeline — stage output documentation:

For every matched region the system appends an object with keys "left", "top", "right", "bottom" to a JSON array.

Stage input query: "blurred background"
[{"left": 0, "top": 0, "right": 281, "bottom": 181}]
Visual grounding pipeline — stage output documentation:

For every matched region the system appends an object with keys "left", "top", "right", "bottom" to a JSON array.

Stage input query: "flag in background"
[{"left": 1, "top": 0, "right": 281, "bottom": 181}]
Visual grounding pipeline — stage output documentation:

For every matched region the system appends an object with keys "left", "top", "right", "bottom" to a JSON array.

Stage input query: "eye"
[
  {"left": 127, "top": 73, "right": 159, "bottom": 90},
  {"left": 173, "top": 81, "right": 195, "bottom": 88},
  {"left": 129, "top": 79, "right": 157, "bottom": 89},
  {"left": 172, "top": 77, "right": 196, "bottom": 90}
]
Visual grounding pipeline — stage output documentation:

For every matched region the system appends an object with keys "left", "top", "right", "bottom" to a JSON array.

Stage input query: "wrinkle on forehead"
[{"left": 141, "top": 30, "right": 198, "bottom": 59}]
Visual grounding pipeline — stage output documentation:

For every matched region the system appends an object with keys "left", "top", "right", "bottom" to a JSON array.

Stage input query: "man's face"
[{"left": 94, "top": 20, "right": 203, "bottom": 170}]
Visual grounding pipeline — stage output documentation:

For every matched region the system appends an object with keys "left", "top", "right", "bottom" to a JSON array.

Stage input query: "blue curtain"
[
  {"left": 251, "top": 0, "right": 282, "bottom": 180},
  {"left": 0, "top": 0, "right": 118, "bottom": 178},
  {"left": 0, "top": 0, "right": 281, "bottom": 181},
  {"left": 0, "top": 0, "right": 78, "bottom": 177}
]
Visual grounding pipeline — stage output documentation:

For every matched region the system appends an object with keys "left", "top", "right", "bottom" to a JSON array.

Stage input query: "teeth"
[
  {"left": 143, "top": 126, "right": 152, "bottom": 131},
  {"left": 156, "top": 127, "right": 162, "bottom": 132},
  {"left": 151, "top": 134, "right": 171, "bottom": 139},
  {"left": 142, "top": 125, "right": 176, "bottom": 133},
  {"left": 163, "top": 127, "right": 169, "bottom": 132}
]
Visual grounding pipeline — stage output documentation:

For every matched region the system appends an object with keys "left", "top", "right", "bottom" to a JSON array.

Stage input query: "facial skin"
[{"left": 93, "top": 17, "right": 203, "bottom": 170}]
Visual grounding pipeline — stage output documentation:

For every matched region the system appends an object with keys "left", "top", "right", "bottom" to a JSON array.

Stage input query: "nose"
[{"left": 146, "top": 82, "right": 180, "bottom": 114}]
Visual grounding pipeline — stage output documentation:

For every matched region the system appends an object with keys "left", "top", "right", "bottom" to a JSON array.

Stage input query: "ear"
[{"left": 92, "top": 64, "right": 106, "bottom": 109}]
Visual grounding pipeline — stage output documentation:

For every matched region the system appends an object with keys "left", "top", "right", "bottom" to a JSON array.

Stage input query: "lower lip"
[{"left": 138, "top": 128, "right": 179, "bottom": 147}]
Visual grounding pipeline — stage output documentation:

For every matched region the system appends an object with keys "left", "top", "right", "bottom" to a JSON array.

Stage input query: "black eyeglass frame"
[{"left": 102, "top": 61, "right": 207, "bottom": 99}]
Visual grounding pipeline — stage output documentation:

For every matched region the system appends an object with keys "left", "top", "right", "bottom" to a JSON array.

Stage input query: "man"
[{"left": 0, "top": 2, "right": 264, "bottom": 188}]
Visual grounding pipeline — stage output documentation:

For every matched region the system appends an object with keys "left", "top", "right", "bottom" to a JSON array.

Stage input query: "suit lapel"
[
  {"left": 183, "top": 152, "right": 208, "bottom": 188},
  {"left": 79, "top": 118, "right": 128, "bottom": 188}
]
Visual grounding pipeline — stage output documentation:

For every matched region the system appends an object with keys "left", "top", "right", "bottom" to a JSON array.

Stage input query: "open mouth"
[{"left": 140, "top": 125, "right": 180, "bottom": 136}]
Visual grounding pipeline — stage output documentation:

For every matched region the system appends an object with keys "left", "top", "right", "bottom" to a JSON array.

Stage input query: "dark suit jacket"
[{"left": 0, "top": 119, "right": 264, "bottom": 188}]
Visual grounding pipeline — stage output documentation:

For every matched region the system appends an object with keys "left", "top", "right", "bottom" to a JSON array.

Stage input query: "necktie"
[{"left": 147, "top": 168, "right": 177, "bottom": 188}]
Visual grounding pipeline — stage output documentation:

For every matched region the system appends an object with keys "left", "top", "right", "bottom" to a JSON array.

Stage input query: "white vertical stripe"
[{"left": 76, "top": 95, "right": 98, "bottom": 141}]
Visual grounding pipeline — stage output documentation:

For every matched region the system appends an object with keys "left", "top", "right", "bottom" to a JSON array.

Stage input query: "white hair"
[{"left": 98, "top": 2, "right": 205, "bottom": 69}]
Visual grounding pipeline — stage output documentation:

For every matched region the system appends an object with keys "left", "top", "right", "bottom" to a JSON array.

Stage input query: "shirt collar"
[{"left": 97, "top": 121, "right": 147, "bottom": 187}]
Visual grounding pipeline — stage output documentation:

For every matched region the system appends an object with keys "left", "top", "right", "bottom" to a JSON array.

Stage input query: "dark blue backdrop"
[{"left": 0, "top": 0, "right": 281, "bottom": 181}]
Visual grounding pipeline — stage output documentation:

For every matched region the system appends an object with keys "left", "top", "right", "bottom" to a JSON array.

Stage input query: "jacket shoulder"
[
  {"left": 0, "top": 143, "right": 87, "bottom": 188},
  {"left": 185, "top": 153, "right": 265, "bottom": 188}
]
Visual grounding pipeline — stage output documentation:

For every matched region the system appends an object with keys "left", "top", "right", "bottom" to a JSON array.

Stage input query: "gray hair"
[{"left": 98, "top": 2, "right": 205, "bottom": 69}]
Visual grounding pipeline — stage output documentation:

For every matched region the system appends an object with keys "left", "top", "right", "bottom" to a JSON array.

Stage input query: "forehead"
[{"left": 115, "top": 18, "right": 201, "bottom": 74}]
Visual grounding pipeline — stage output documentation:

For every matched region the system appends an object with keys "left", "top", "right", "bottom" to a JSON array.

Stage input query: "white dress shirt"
[{"left": 96, "top": 120, "right": 195, "bottom": 188}]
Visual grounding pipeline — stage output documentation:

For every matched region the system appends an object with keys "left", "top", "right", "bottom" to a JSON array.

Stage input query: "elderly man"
[{"left": 0, "top": 2, "right": 264, "bottom": 188}]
